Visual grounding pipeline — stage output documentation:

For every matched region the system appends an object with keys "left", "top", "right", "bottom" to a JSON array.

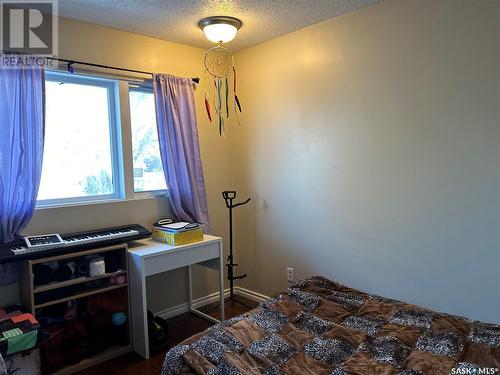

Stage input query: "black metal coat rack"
[{"left": 222, "top": 191, "right": 251, "bottom": 303}]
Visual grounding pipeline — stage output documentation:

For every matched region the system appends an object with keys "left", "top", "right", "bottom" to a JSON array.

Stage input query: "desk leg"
[
  {"left": 188, "top": 242, "right": 225, "bottom": 323},
  {"left": 129, "top": 257, "right": 149, "bottom": 359},
  {"left": 219, "top": 242, "right": 225, "bottom": 321},
  {"left": 188, "top": 265, "right": 193, "bottom": 311}
]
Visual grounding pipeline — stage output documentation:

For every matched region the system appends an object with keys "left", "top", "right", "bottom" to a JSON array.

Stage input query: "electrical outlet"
[{"left": 286, "top": 267, "right": 294, "bottom": 282}]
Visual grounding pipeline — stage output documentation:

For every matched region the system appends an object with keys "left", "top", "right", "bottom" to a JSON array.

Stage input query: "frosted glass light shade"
[
  {"left": 198, "top": 16, "right": 242, "bottom": 44},
  {"left": 203, "top": 23, "right": 238, "bottom": 43}
]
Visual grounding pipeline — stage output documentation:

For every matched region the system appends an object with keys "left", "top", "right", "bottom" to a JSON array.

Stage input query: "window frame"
[
  {"left": 128, "top": 84, "right": 167, "bottom": 196},
  {"left": 36, "top": 69, "right": 168, "bottom": 209},
  {"left": 36, "top": 70, "right": 125, "bottom": 207}
]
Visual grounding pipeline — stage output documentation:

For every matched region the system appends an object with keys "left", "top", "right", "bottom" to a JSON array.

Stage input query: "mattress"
[{"left": 163, "top": 276, "right": 500, "bottom": 374}]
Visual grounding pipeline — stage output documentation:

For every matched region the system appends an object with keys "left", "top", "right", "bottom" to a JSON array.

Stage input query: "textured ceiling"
[{"left": 58, "top": 0, "right": 378, "bottom": 51}]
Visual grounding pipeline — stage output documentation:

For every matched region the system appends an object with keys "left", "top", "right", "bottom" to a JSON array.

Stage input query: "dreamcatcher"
[{"left": 203, "top": 45, "right": 242, "bottom": 136}]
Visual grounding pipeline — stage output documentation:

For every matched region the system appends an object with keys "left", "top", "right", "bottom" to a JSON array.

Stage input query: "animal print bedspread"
[{"left": 163, "top": 276, "right": 500, "bottom": 374}]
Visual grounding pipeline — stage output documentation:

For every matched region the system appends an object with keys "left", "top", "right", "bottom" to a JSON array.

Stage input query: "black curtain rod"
[
  {"left": 3, "top": 51, "right": 200, "bottom": 83},
  {"left": 57, "top": 57, "right": 200, "bottom": 84}
]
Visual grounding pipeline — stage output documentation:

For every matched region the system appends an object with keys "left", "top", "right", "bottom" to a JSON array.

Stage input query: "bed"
[{"left": 163, "top": 276, "right": 500, "bottom": 374}]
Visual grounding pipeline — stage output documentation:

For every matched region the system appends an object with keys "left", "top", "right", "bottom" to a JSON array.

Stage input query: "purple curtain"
[
  {"left": 0, "top": 63, "right": 45, "bottom": 284},
  {"left": 153, "top": 74, "right": 209, "bottom": 231}
]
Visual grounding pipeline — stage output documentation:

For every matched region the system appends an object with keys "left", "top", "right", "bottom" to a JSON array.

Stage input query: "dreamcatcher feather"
[{"left": 203, "top": 45, "right": 242, "bottom": 136}]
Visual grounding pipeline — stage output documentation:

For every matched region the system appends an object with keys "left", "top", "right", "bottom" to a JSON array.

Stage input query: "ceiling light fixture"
[{"left": 198, "top": 16, "right": 243, "bottom": 44}]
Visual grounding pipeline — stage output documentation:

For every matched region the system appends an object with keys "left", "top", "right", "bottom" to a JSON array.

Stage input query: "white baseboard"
[
  {"left": 234, "top": 286, "right": 269, "bottom": 303},
  {"left": 155, "top": 287, "right": 269, "bottom": 320},
  {"left": 155, "top": 303, "right": 190, "bottom": 320}
]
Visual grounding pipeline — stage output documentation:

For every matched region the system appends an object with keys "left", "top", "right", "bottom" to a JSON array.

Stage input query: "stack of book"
[{"left": 151, "top": 221, "right": 203, "bottom": 246}]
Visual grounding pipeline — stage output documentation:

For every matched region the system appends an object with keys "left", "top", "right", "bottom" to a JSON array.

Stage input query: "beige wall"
[
  {"left": 1, "top": 17, "right": 233, "bottom": 310},
  {"left": 231, "top": 0, "right": 500, "bottom": 323}
]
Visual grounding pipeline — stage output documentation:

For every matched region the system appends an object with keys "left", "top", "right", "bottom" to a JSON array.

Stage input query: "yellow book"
[{"left": 151, "top": 228, "right": 204, "bottom": 246}]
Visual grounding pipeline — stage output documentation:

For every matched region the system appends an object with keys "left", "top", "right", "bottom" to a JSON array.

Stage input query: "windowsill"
[
  {"left": 133, "top": 189, "right": 168, "bottom": 200},
  {"left": 35, "top": 191, "right": 168, "bottom": 210}
]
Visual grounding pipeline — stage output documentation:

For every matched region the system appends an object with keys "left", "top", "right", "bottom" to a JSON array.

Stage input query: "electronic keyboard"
[{"left": 0, "top": 224, "right": 151, "bottom": 264}]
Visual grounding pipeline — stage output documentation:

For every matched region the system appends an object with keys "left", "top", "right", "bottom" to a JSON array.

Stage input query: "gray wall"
[{"left": 231, "top": 0, "right": 500, "bottom": 323}]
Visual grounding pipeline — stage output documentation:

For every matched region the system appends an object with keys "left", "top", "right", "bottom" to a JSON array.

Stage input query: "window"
[
  {"left": 37, "top": 71, "right": 122, "bottom": 205},
  {"left": 129, "top": 87, "right": 166, "bottom": 192},
  {"left": 36, "top": 70, "right": 167, "bottom": 207}
]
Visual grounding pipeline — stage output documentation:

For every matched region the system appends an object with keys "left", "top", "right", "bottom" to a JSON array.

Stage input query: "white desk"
[{"left": 127, "top": 235, "right": 224, "bottom": 359}]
